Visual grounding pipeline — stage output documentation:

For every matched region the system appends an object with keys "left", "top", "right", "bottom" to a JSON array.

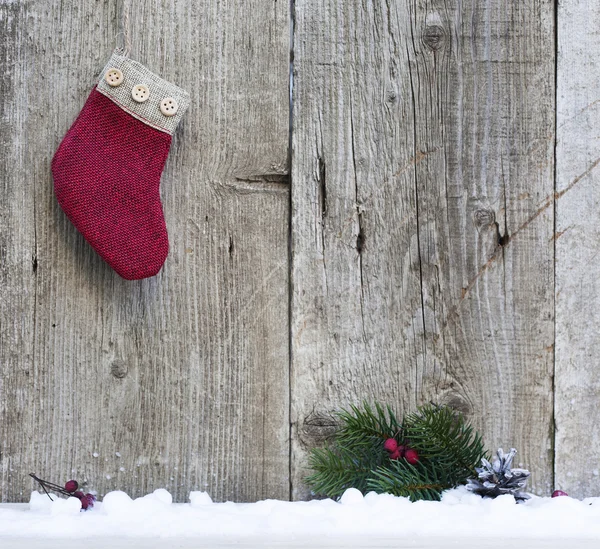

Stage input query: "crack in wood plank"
[{"left": 439, "top": 156, "right": 600, "bottom": 337}]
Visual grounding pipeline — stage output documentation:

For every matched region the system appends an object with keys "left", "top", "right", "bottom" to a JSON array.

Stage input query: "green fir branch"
[
  {"left": 335, "top": 401, "right": 401, "bottom": 449},
  {"left": 305, "top": 446, "right": 374, "bottom": 498},
  {"left": 403, "top": 404, "right": 487, "bottom": 481},
  {"left": 305, "top": 402, "right": 488, "bottom": 502},
  {"left": 367, "top": 458, "right": 450, "bottom": 502}
]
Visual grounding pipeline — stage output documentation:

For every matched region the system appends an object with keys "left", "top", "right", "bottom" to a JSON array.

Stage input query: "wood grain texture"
[
  {"left": 0, "top": 0, "right": 289, "bottom": 502},
  {"left": 555, "top": 0, "right": 600, "bottom": 498},
  {"left": 290, "top": 0, "right": 555, "bottom": 498}
]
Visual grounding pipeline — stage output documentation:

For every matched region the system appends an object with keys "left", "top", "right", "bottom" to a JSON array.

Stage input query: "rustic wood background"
[{"left": 0, "top": 0, "right": 597, "bottom": 501}]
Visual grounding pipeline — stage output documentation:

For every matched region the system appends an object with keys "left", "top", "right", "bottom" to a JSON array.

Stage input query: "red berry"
[
  {"left": 552, "top": 490, "right": 568, "bottom": 498},
  {"left": 389, "top": 448, "right": 401, "bottom": 460},
  {"left": 397, "top": 445, "right": 406, "bottom": 458},
  {"left": 84, "top": 494, "right": 96, "bottom": 508},
  {"left": 64, "top": 480, "right": 79, "bottom": 493},
  {"left": 383, "top": 438, "right": 398, "bottom": 453},
  {"left": 80, "top": 497, "right": 89, "bottom": 510},
  {"left": 405, "top": 448, "right": 419, "bottom": 465},
  {"left": 73, "top": 491, "right": 84, "bottom": 499}
]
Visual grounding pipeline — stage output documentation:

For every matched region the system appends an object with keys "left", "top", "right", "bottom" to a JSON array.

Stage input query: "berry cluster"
[
  {"left": 383, "top": 438, "right": 419, "bottom": 464},
  {"left": 30, "top": 473, "right": 96, "bottom": 510}
]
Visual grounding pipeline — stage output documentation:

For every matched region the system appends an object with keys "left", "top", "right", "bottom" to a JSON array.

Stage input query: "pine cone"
[{"left": 466, "top": 448, "right": 531, "bottom": 502}]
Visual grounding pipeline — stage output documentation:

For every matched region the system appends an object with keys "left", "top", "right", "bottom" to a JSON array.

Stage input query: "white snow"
[
  {"left": 1, "top": 487, "right": 600, "bottom": 548},
  {"left": 189, "top": 490, "right": 213, "bottom": 506}
]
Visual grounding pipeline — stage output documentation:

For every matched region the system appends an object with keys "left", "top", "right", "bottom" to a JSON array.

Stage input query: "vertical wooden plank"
[
  {"left": 0, "top": 0, "right": 39, "bottom": 500},
  {"left": 291, "top": 0, "right": 555, "bottom": 498},
  {"left": 413, "top": 0, "right": 555, "bottom": 496},
  {"left": 0, "top": 0, "right": 289, "bottom": 502},
  {"left": 555, "top": 0, "right": 600, "bottom": 497}
]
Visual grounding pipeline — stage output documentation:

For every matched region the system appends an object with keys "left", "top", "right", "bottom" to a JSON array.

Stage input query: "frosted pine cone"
[{"left": 466, "top": 448, "right": 531, "bottom": 502}]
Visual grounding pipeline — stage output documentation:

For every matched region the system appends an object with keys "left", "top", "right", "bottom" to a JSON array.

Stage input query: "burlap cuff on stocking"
[{"left": 96, "top": 50, "right": 190, "bottom": 135}]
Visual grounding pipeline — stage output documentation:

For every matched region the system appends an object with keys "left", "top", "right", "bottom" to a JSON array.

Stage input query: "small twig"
[
  {"left": 29, "top": 473, "right": 70, "bottom": 500},
  {"left": 30, "top": 473, "right": 55, "bottom": 501},
  {"left": 392, "top": 426, "right": 404, "bottom": 440}
]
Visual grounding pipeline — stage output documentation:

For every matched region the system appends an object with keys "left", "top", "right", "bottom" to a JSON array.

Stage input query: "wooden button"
[
  {"left": 159, "top": 97, "right": 178, "bottom": 117},
  {"left": 131, "top": 84, "right": 150, "bottom": 103},
  {"left": 105, "top": 68, "right": 123, "bottom": 87}
]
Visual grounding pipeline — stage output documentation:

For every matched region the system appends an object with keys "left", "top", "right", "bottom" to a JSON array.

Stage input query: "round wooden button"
[
  {"left": 105, "top": 68, "right": 124, "bottom": 87},
  {"left": 159, "top": 97, "right": 178, "bottom": 117},
  {"left": 131, "top": 84, "right": 150, "bottom": 103}
]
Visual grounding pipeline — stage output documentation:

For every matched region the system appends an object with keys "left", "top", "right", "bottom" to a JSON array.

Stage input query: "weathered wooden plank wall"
[
  {"left": 1, "top": 0, "right": 599, "bottom": 503},
  {"left": 555, "top": 0, "right": 600, "bottom": 496},
  {"left": 0, "top": 0, "right": 290, "bottom": 502},
  {"left": 291, "top": 0, "right": 555, "bottom": 498}
]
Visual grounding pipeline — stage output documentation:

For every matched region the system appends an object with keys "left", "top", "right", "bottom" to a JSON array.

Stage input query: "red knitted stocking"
[{"left": 51, "top": 51, "right": 189, "bottom": 280}]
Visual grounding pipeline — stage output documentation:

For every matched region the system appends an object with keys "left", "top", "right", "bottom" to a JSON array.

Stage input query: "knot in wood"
[
  {"left": 444, "top": 396, "right": 471, "bottom": 417},
  {"left": 301, "top": 411, "right": 338, "bottom": 443},
  {"left": 422, "top": 25, "right": 446, "bottom": 51},
  {"left": 110, "top": 359, "right": 128, "bottom": 379},
  {"left": 474, "top": 208, "right": 496, "bottom": 228}
]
